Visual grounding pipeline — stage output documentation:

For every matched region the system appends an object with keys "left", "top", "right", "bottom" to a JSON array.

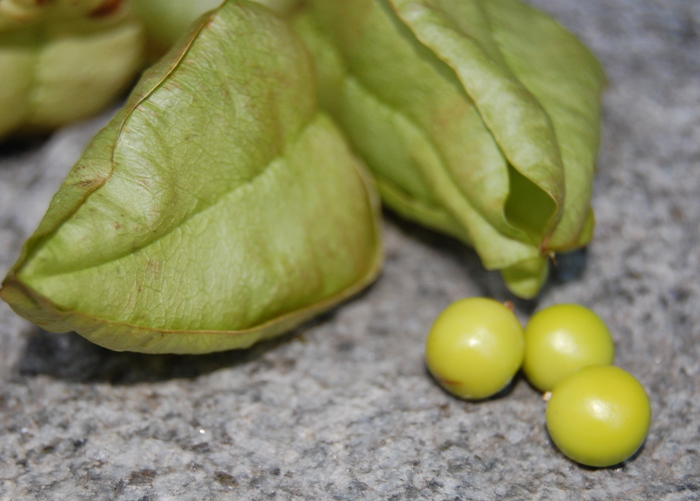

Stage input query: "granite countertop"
[{"left": 1, "top": 1, "right": 699, "bottom": 499}]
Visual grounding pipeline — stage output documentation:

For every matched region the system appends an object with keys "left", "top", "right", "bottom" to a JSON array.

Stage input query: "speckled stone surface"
[{"left": 1, "top": 1, "right": 699, "bottom": 499}]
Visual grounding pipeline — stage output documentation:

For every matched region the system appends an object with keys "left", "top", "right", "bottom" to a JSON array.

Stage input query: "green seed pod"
[
  {"left": 1, "top": 0, "right": 382, "bottom": 354},
  {"left": 0, "top": 0, "right": 146, "bottom": 139},
  {"left": 292, "top": 0, "right": 605, "bottom": 298}
]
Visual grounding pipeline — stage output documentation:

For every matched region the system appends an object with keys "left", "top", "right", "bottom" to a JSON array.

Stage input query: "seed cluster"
[{"left": 425, "top": 298, "right": 651, "bottom": 468}]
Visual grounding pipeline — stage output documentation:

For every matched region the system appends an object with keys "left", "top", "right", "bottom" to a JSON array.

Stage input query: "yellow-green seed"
[
  {"left": 524, "top": 304, "right": 614, "bottom": 392},
  {"left": 546, "top": 365, "right": 651, "bottom": 467},
  {"left": 425, "top": 297, "right": 524, "bottom": 400}
]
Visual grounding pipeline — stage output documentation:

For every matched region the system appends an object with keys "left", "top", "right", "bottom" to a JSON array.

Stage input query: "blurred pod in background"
[
  {"left": 0, "top": 0, "right": 146, "bottom": 139},
  {"left": 131, "top": 0, "right": 299, "bottom": 57}
]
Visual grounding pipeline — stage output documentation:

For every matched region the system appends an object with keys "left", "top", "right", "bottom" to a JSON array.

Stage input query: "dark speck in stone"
[
  {"left": 336, "top": 341, "right": 355, "bottom": 353},
  {"left": 370, "top": 325, "right": 391, "bottom": 337},
  {"left": 113, "top": 480, "right": 125, "bottom": 495},
  {"left": 190, "top": 442, "right": 210, "bottom": 454},
  {"left": 671, "top": 287, "right": 691, "bottom": 303},
  {"left": 447, "top": 460, "right": 467, "bottom": 474},
  {"left": 128, "top": 469, "right": 157, "bottom": 486},
  {"left": 215, "top": 471, "right": 238, "bottom": 488},
  {"left": 426, "top": 480, "right": 443, "bottom": 491}
]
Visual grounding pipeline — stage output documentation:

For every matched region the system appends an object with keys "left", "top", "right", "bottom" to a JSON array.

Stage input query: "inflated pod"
[{"left": 292, "top": 0, "right": 605, "bottom": 298}]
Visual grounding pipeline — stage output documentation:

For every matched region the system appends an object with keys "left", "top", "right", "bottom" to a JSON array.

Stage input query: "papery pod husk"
[
  {"left": 0, "top": 0, "right": 383, "bottom": 354},
  {"left": 292, "top": 0, "right": 605, "bottom": 298},
  {"left": 0, "top": 0, "right": 146, "bottom": 139}
]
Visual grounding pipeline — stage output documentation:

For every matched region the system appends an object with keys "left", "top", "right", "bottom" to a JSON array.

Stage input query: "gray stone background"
[{"left": 1, "top": 0, "right": 699, "bottom": 499}]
